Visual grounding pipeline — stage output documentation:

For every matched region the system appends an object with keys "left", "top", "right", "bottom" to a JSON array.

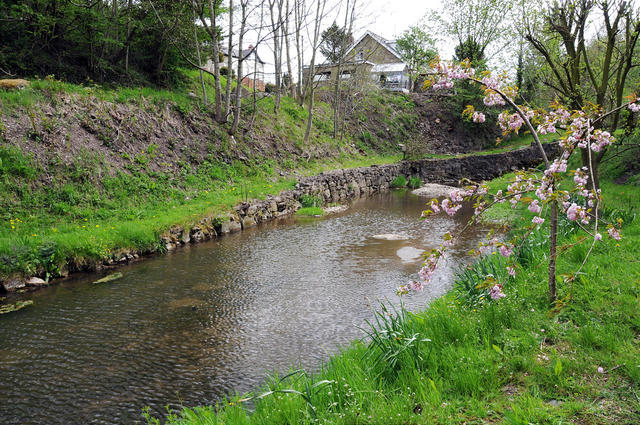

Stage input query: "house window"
[
  {"left": 313, "top": 71, "right": 331, "bottom": 82},
  {"left": 340, "top": 70, "right": 351, "bottom": 79}
]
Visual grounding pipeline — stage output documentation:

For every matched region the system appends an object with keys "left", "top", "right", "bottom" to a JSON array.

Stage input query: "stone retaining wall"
[{"left": 1, "top": 144, "right": 559, "bottom": 292}]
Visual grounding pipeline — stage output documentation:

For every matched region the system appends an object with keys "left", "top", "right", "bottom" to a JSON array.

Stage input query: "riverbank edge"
[{"left": 0, "top": 143, "right": 559, "bottom": 294}]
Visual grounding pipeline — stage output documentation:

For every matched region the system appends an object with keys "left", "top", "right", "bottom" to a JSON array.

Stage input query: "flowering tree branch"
[{"left": 398, "top": 59, "right": 635, "bottom": 305}]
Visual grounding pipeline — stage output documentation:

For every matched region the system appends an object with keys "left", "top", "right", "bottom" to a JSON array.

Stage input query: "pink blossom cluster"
[
  {"left": 489, "top": 284, "right": 506, "bottom": 300},
  {"left": 483, "top": 91, "right": 505, "bottom": 106},
  {"left": 472, "top": 111, "right": 486, "bottom": 123},
  {"left": 565, "top": 202, "right": 590, "bottom": 224},
  {"left": 498, "top": 111, "right": 525, "bottom": 133},
  {"left": 431, "top": 62, "right": 475, "bottom": 90},
  {"left": 528, "top": 200, "right": 542, "bottom": 214},
  {"left": 608, "top": 227, "right": 621, "bottom": 240},
  {"left": 546, "top": 158, "right": 568, "bottom": 174},
  {"left": 589, "top": 129, "right": 614, "bottom": 152},
  {"left": 532, "top": 216, "right": 545, "bottom": 225},
  {"left": 441, "top": 199, "right": 461, "bottom": 216},
  {"left": 628, "top": 98, "right": 640, "bottom": 112},
  {"left": 398, "top": 247, "right": 445, "bottom": 294},
  {"left": 498, "top": 244, "right": 514, "bottom": 257},
  {"left": 573, "top": 167, "right": 589, "bottom": 187},
  {"left": 537, "top": 107, "right": 571, "bottom": 135}
]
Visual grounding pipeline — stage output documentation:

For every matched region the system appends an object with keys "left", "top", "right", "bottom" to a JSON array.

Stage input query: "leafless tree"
[{"left": 304, "top": 0, "right": 329, "bottom": 143}]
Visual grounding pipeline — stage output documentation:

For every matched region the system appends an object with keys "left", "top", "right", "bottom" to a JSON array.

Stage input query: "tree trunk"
[
  {"left": 224, "top": 0, "right": 234, "bottom": 123},
  {"left": 294, "top": 0, "right": 305, "bottom": 104},
  {"left": 548, "top": 199, "right": 558, "bottom": 303},
  {"left": 205, "top": 0, "right": 224, "bottom": 122},
  {"left": 284, "top": 0, "right": 295, "bottom": 97},
  {"left": 231, "top": 1, "right": 247, "bottom": 135},
  {"left": 303, "top": 0, "right": 326, "bottom": 143},
  {"left": 192, "top": 1, "right": 207, "bottom": 105}
]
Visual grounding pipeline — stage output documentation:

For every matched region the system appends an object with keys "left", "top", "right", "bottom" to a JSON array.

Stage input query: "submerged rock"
[
  {"left": 372, "top": 233, "right": 409, "bottom": 241},
  {"left": 168, "top": 298, "right": 205, "bottom": 309},
  {"left": 93, "top": 272, "right": 123, "bottom": 284},
  {"left": 396, "top": 247, "right": 425, "bottom": 263},
  {"left": 0, "top": 300, "right": 34, "bottom": 315}
]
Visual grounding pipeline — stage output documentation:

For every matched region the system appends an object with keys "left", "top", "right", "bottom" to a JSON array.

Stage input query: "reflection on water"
[{"left": 0, "top": 190, "right": 486, "bottom": 424}]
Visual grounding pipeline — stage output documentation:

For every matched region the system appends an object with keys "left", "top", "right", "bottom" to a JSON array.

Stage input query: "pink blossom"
[
  {"left": 589, "top": 130, "right": 614, "bottom": 152},
  {"left": 594, "top": 233, "right": 602, "bottom": 241},
  {"left": 528, "top": 200, "right": 542, "bottom": 214},
  {"left": 490, "top": 284, "right": 506, "bottom": 300},
  {"left": 506, "top": 266, "right": 516, "bottom": 277},
  {"left": 472, "top": 111, "right": 486, "bottom": 123},
  {"left": 608, "top": 227, "right": 621, "bottom": 240},
  {"left": 430, "top": 200, "right": 440, "bottom": 213},
  {"left": 409, "top": 280, "right": 424, "bottom": 291},
  {"left": 597, "top": 366, "right": 605, "bottom": 374},
  {"left": 628, "top": 101, "right": 640, "bottom": 113},
  {"left": 566, "top": 203, "right": 580, "bottom": 221},
  {"left": 574, "top": 170, "right": 588, "bottom": 187},
  {"left": 547, "top": 159, "right": 568, "bottom": 174},
  {"left": 532, "top": 216, "right": 545, "bottom": 225},
  {"left": 441, "top": 199, "right": 461, "bottom": 216},
  {"left": 484, "top": 91, "right": 505, "bottom": 106},
  {"left": 499, "top": 244, "right": 513, "bottom": 257}
]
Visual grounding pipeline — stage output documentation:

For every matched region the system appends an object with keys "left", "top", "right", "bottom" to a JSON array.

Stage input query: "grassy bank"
[
  {"left": 149, "top": 154, "right": 640, "bottom": 424},
  {"left": 0, "top": 145, "right": 400, "bottom": 281},
  {"left": 0, "top": 72, "right": 414, "bottom": 282}
]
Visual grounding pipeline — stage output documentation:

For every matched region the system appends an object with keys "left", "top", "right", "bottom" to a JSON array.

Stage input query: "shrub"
[
  {"left": 391, "top": 175, "right": 407, "bottom": 188},
  {"left": 300, "top": 194, "right": 322, "bottom": 208},
  {"left": 408, "top": 176, "right": 421, "bottom": 189}
]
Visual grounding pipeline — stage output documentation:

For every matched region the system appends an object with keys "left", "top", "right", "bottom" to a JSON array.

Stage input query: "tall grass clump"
[{"left": 390, "top": 175, "right": 407, "bottom": 188}]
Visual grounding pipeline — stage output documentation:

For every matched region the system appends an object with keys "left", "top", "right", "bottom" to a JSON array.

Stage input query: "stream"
[{"left": 0, "top": 189, "right": 486, "bottom": 424}]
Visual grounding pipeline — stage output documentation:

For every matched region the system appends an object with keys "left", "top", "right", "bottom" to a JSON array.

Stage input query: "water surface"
[{"left": 0, "top": 190, "right": 485, "bottom": 424}]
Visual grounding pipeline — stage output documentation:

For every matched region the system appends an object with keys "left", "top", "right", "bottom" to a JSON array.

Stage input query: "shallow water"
[{"left": 0, "top": 190, "right": 486, "bottom": 424}]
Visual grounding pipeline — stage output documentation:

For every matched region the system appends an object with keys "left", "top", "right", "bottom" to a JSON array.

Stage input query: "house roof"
[
  {"left": 344, "top": 31, "right": 403, "bottom": 61},
  {"left": 371, "top": 63, "right": 407, "bottom": 73},
  {"left": 221, "top": 46, "right": 266, "bottom": 64}
]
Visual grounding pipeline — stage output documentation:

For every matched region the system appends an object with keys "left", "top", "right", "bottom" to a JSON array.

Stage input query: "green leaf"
[
  {"left": 554, "top": 359, "right": 563, "bottom": 376},
  {"left": 492, "top": 344, "right": 504, "bottom": 355}
]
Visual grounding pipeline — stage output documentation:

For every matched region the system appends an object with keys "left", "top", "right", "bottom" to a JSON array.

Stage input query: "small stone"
[
  {"left": 242, "top": 216, "right": 256, "bottom": 228},
  {"left": 26, "top": 277, "right": 47, "bottom": 287},
  {"left": 2, "top": 278, "right": 26, "bottom": 292}
]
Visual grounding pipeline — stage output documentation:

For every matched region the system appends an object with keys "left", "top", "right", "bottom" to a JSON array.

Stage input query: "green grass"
[
  {"left": 390, "top": 175, "right": 407, "bottom": 188},
  {"left": 0, "top": 146, "right": 401, "bottom": 279},
  {"left": 295, "top": 207, "right": 324, "bottom": 217},
  {"left": 149, "top": 156, "right": 640, "bottom": 425}
]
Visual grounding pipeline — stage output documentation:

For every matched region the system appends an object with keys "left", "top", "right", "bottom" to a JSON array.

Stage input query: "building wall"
[
  {"left": 345, "top": 35, "right": 400, "bottom": 65},
  {"left": 303, "top": 63, "right": 373, "bottom": 87},
  {"left": 204, "top": 55, "right": 265, "bottom": 91}
]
